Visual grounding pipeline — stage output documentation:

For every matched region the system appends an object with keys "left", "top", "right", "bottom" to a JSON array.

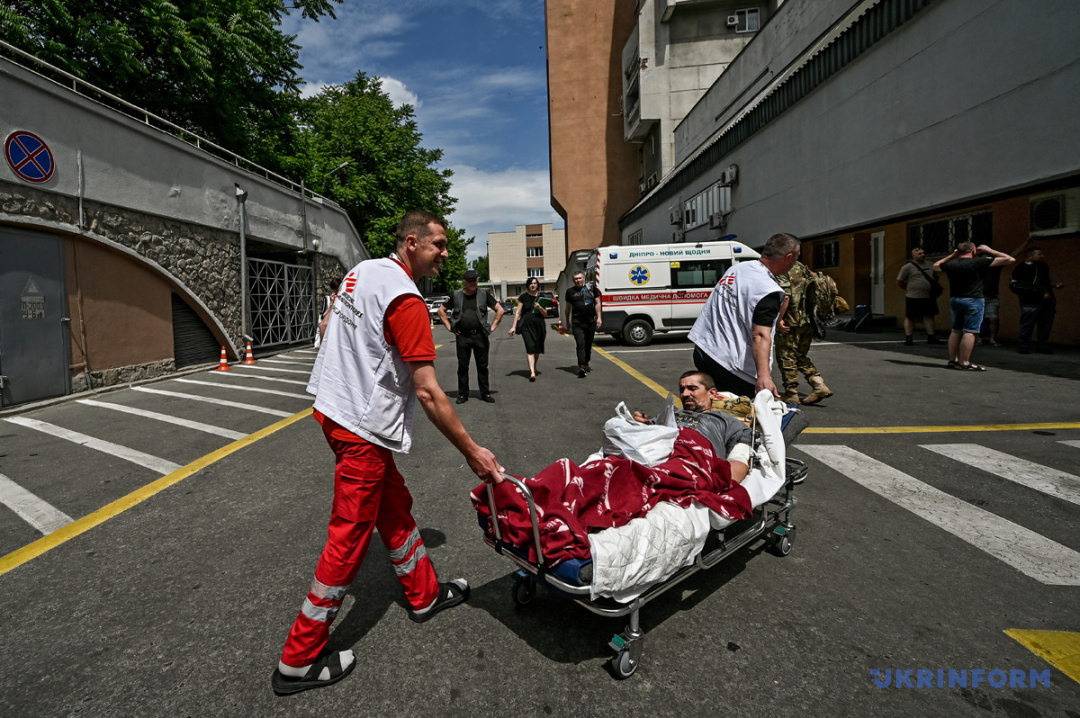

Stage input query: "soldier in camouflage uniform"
[{"left": 776, "top": 261, "right": 833, "bottom": 405}]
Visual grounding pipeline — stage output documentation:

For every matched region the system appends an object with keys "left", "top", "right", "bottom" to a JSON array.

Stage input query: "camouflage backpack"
[{"left": 806, "top": 270, "right": 847, "bottom": 340}]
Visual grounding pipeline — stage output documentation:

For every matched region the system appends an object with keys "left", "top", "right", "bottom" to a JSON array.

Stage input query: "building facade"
[
  {"left": 488, "top": 223, "right": 567, "bottom": 298},
  {"left": 617, "top": 0, "right": 1079, "bottom": 345},
  {"left": 0, "top": 48, "right": 366, "bottom": 408}
]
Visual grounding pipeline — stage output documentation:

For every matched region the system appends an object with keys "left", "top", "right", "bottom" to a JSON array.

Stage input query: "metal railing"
[{"left": 0, "top": 38, "right": 335, "bottom": 205}]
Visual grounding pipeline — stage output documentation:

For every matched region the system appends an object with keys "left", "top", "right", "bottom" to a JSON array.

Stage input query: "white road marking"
[
  {"left": 813, "top": 340, "right": 906, "bottom": 346},
  {"left": 1060, "top": 440, "right": 1080, "bottom": 449},
  {"left": 131, "top": 386, "right": 291, "bottom": 418},
  {"left": 206, "top": 372, "right": 308, "bottom": 386},
  {"left": 797, "top": 445, "right": 1080, "bottom": 586},
  {"left": 258, "top": 359, "right": 313, "bottom": 367},
  {"left": 230, "top": 365, "right": 311, "bottom": 376},
  {"left": 922, "top": 444, "right": 1080, "bottom": 508},
  {"left": 4, "top": 417, "right": 181, "bottom": 474},
  {"left": 287, "top": 349, "right": 318, "bottom": 355},
  {"left": 0, "top": 472, "right": 73, "bottom": 535},
  {"left": 175, "top": 378, "right": 312, "bottom": 400},
  {"left": 76, "top": 399, "right": 247, "bottom": 441}
]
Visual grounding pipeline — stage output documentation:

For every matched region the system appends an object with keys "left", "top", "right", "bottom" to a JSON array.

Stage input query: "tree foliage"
[
  {"left": 469, "top": 255, "right": 490, "bottom": 282},
  {"left": 0, "top": 0, "right": 339, "bottom": 167},
  {"left": 0, "top": 2, "right": 470, "bottom": 275}
]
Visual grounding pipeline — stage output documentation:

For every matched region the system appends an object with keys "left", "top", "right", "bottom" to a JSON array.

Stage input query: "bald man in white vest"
[{"left": 688, "top": 233, "right": 802, "bottom": 399}]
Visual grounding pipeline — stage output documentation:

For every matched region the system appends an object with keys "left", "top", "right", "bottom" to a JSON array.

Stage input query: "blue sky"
[{"left": 282, "top": 0, "right": 564, "bottom": 262}]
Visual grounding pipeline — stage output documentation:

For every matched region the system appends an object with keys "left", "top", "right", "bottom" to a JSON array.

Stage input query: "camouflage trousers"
[{"left": 776, "top": 324, "right": 821, "bottom": 390}]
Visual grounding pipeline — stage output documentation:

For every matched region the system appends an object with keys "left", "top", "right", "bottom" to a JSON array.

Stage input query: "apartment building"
[{"left": 488, "top": 223, "right": 566, "bottom": 298}]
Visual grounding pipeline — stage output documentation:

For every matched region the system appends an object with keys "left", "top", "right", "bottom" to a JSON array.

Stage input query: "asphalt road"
[{"left": 0, "top": 324, "right": 1078, "bottom": 717}]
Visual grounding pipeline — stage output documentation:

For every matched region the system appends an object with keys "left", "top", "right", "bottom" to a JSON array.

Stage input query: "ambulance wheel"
[
  {"left": 622, "top": 319, "right": 653, "bottom": 347},
  {"left": 512, "top": 576, "right": 536, "bottom": 606},
  {"left": 610, "top": 640, "right": 642, "bottom": 679}
]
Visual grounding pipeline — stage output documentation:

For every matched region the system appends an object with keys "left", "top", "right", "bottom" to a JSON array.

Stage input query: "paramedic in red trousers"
[
  {"left": 687, "top": 233, "right": 801, "bottom": 398},
  {"left": 271, "top": 210, "right": 504, "bottom": 696}
]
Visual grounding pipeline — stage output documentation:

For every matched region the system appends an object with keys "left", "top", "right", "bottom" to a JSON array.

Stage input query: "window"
[
  {"left": 813, "top": 239, "right": 840, "bottom": 269},
  {"left": 671, "top": 259, "right": 732, "bottom": 289},
  {"left": 526, "top": 247, "right": 543, "bottom": 258},
  {"left": 627, "top": 229, "right": 643, "bottom": 245},
  {"left": 735, "top": 8, "right": 760, "bottom": 33},
  {"left": 908, "top": 210, "right": 992, "bottom": 256},
  {"left": 527, "top": 267, "right": 543, "bottom": 278},
  {"left": 683, "top": 183, "right": 732, "bottom": 229}
]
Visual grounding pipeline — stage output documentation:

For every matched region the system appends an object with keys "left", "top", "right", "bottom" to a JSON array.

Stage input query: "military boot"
[
  {"left": 802, "top": 375, "right": 833, "bottom": 405},
  {"left": 780, "top": 388, "right": 800, "bottom": 405}
]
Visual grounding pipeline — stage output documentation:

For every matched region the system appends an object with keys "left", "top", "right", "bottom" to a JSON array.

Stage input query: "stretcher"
[{"left": 478, "top": 392, "right": 806, "bottom": 678}]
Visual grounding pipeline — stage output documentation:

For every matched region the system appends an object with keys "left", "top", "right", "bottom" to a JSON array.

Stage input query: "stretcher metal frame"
[{"left": 482, "top": 422, "right": 805, "bottom": 679}]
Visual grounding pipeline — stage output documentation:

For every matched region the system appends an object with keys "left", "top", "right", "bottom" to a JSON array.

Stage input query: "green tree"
[
  {"left": 469, "top": 255, "right": 490, "bottom": 282},
  {"left": 296, "top": 73, "right": 462, "bottom": 271},
  {"left": 0, "top": 0, "right": 340, "bottom": 168}
]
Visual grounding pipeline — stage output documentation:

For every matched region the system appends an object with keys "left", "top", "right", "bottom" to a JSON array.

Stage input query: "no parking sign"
[{"left": 5, "top": 131, "right": 54, "bottom": 183}]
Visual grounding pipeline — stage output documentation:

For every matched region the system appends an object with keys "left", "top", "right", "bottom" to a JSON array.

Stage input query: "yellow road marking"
[
  {"left": 591, "top": 346, "right": 682, "bottom": 408},
  {"left": 1006, "top": 629, "right": 1080, "bottom": 685},
  {"left": 0, "top": 408, "right": 313, "bottom": 578},
  {"left": 594, "top": 344, "right": 1079, "bottom": 434}
]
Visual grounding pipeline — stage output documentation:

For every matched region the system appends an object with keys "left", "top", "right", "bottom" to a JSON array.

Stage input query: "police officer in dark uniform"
[{"left": 563, "top": 271, "right": 603, "bottom": 378}]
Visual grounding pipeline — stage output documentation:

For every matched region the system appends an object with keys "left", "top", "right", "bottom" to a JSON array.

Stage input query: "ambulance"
[{"left": 587, "top": 240, "right": 760, "bottom": 346}]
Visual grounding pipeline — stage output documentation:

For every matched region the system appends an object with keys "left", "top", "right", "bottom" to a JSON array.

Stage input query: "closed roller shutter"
[{"left": 171, "top": 294, "right": 220, "bottom": 368}]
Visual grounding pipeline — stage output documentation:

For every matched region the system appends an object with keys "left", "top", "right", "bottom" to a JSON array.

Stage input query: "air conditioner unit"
[
  {"left": 1030, "top": 189, "right": 1080, "bottom": 237},
  {"left": 673, "top": 230, "right": 685, "bottom": 242},
  {"left": 721, "top": 164, "right": 739, "bottom": 185},
  {"left": 647, "top": 173, "right": 658, "bottom": 189},
  {"left": 708, "top": 213, "right": 726, "bottom": 230},
  {"left": 639, "top": 182, "right": 647, "bottom": 194},
  {"left": 669, "top": 209, "right": 683, "bottom": 226},
  {"left": 727, "top": 16, "right": 738, "bottom": 27}
]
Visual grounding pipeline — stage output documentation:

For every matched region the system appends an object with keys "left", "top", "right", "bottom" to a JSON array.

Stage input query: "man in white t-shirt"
[{"left": 688, "top": 233, "right": 801, "bottom": 398}]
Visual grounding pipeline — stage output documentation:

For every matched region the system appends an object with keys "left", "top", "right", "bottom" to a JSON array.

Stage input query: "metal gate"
[
  {"left": 248, "top": 258, "right": 316, "bottom": 348},
  {"left": 0, "top": 226, "right": 70, "bottom": 407}
]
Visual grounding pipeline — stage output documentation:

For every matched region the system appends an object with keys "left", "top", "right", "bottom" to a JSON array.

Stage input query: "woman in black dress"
[{"left": 508, "top": 277, "right": 548, "bottom": 381}]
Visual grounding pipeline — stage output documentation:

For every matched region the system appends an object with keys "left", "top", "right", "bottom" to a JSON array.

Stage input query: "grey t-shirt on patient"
[{"left": 674, "top": 409, "right": 752, "bottom": 457}]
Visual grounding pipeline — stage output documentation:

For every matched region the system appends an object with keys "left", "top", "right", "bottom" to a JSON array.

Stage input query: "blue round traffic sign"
[{"left": 5, "top": 131, "right": 54, "bottom": 183}]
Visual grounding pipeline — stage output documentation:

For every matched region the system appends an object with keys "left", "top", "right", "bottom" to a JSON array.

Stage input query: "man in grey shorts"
[{"left": 896, "top": 247, "right": 943, "bottom": 346}]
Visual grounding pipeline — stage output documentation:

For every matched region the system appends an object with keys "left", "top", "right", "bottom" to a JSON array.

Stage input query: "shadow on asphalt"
[
  {"left": 826, "top": 329, "right": 1080, "bottom": 381},
  {"left": 466, "top": 541, "right": 773, "bottom": 666}
]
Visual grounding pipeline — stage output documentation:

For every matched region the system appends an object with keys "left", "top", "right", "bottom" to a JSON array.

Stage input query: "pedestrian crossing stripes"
[
  {"left": 4, "top": 417, "right": 182, "bottom": 474},
  {"left": 258, "top": 359, "right": 313, "bottom": 367},
  {"left": 796, "top": 445, "right": 1080, "bottom": 586},
  {"left": 208, "top": 372, "right": 308, "bottom": 386},
  {"left": 175, "top": 378, "right": 311, "bottom": 400},
  {"left": 922, "top": 444, "right": 1080, "bottom": 508},
  {"left": 0, "top": 472, "right": 73, "bottom": 535},
  {"left": 1061, "top": 440, "right": 1080, "bottom": 449},
  {"left": 233, "top": 365, "right": 311, "bottom": 375},
  {"left": 76, "top": 399, "right": 247, "bottom": 441},
  {"left": 131, "top": 386, "right": 292, "bottom": 417}
]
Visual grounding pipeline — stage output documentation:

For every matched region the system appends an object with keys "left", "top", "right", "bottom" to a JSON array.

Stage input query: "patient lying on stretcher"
[
  {"left": 470, "top": 370, "right": 759, "bottom": 568},
  {"left": 631, "top": 370, "right": 752, "bottom": 483}
]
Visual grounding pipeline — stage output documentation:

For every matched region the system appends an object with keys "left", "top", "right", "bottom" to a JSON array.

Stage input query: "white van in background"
[{"left": 587, "top": 240, "right": 760, "bottom": 346}]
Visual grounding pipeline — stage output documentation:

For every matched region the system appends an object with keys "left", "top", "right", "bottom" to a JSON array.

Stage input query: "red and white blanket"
[{"left": 470, "top": 428, "right": 752, "bottom": 566}]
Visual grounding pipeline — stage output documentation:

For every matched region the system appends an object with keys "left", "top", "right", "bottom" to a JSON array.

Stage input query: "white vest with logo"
[
  {"left": 688, "top": 260, "right": 785, "bottom": 384},
  {"left": 308, "top": 257, "right": 422, "bottom": 453}
]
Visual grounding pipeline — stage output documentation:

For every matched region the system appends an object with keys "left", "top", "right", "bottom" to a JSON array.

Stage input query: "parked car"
[
  {"left": 425, "top": 295, "right": 449, "bottom": 322},
  {"left": 499, "top": 300, "right": 514, "bottom": 313},
  {"left": 538, "top": 291, "right": 559, "bottom": 318}
]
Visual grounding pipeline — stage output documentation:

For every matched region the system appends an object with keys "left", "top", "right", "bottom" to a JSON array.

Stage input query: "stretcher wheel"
[
  {"left": 512, "top": 576, "right": 536, "bottom": 606},
  {"left": 610, "top": 638, "right": 642, "bottom": 679},
  {"left": 770, "top": 534, "right": 792, "bottom": 557}
]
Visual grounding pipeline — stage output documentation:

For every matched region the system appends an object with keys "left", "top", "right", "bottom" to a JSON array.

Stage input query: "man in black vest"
[{"left": 438, "top": 269, "right": 505, "bottom": 402}]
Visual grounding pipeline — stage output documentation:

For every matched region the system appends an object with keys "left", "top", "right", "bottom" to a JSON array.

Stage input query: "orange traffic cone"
[
  {"left": 242, "top": 341, "right": 257, "bottom": 365},
  {"left": 214, "top": 346, "right": 231, "bottom": 371},
  {"left": 556, "top": 319, "right": 565, "bottom": 334}
]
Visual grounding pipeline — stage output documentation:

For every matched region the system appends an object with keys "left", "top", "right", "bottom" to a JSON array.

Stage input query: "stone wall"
[
  {"left": 0, "top": 179, "right": 244, "bottom": 347},
  {"left": 70, "top": 359, "right": 178, "bottom": 393}
]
